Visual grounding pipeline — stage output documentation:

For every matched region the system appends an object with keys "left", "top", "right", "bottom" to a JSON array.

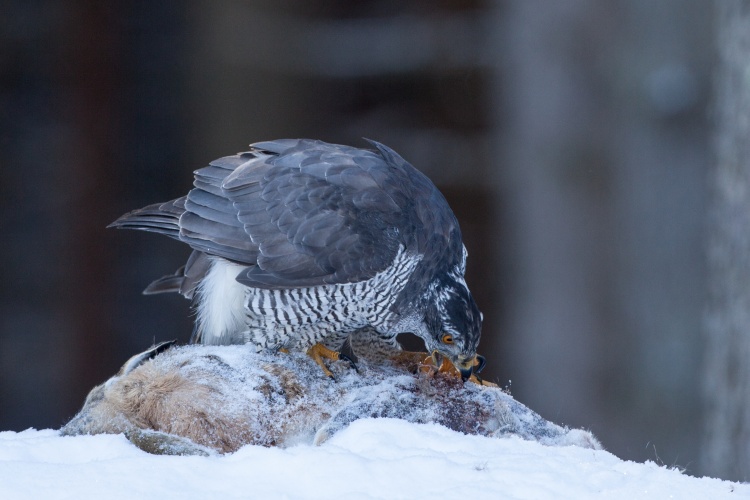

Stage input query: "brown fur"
[{"left": 61, "top": 344, "right": 601, "bottom": 455}]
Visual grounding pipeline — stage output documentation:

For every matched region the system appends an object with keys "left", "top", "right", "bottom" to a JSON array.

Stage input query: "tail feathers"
[
  {"left": 143, "top": 250, "right": 211, "bottom": 300},
  {"left": 108, "top": 197, "right": 186, "bottom": 239},
  {"left": 143, "top": 270, "right": 186, "bottom": 295}
]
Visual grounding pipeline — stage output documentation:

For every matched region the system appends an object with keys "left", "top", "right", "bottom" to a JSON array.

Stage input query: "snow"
[
  {"left": 1, "top": 420, "right": 747, "bottom": 500},
  {"left": 3, "top": 342, "right": 746, "bottom": 498}
]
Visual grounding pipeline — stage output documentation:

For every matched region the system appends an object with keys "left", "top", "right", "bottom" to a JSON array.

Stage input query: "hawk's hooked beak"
[
  {"left": 456, "top": 355, "right": 486, "bottom": 381},
  {"left": 455, "top": 358, "right": 475, "bottom": 382}
]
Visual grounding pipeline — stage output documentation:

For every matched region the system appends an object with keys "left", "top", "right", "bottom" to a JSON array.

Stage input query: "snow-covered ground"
[{"left": 1, "top": 418, "right": 746, "bottom": 500}]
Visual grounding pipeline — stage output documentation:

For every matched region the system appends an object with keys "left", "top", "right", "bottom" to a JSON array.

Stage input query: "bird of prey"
[{"left": 110, "top": 139, "right": 483, "bottom": 379}]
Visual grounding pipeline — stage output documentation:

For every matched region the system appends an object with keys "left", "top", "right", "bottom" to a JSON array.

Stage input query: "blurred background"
[{"left": 3, "top": 0, "right": 747, "bottom": 481}]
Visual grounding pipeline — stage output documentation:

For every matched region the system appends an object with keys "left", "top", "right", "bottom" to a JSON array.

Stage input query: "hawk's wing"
[{"left": 117, "top": 139, "right": 420, "bottom": 290}]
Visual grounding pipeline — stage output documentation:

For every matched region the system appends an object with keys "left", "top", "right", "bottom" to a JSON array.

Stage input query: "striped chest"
[{"left": 196, "top": 247, "right": 422, "bottom": 350}]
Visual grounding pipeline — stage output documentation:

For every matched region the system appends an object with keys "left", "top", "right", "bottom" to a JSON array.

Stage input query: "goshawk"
[{"left": 110, "top": 139, "right": 483, "bottom": 379}]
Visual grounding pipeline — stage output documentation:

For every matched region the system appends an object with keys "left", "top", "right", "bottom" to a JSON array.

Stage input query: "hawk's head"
[{"left": 423, "top": 268, "right": 483, "bottom": 380}]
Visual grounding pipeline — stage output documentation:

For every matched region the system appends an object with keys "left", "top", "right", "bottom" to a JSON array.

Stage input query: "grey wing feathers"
[
  {"left": 110, "top": 139, "right": 411, "bottom": 290},
  {"left": 226, "top": 140, "right": 404, "bottom": 288}
]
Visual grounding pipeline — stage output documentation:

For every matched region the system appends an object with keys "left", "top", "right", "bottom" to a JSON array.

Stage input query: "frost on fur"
[{"left": 61, "top": 343, "right": 601, "bottom": 455}]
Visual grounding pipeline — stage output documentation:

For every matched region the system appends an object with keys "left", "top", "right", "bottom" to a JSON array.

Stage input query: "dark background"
[{"left": 1, "top": 0, "right": 718, "bottom": 478}]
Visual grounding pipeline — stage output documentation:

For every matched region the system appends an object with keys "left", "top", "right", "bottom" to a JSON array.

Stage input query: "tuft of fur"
[{"left": 61, "top": 344, "right": 602, "bottom": 455}]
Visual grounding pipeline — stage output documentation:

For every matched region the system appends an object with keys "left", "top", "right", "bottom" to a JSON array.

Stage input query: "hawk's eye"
[{"left": 441, "top": 334, "right": 454, "bottom": 345}]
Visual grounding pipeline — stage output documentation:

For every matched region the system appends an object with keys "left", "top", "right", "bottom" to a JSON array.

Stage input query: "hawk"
[{"left": 110, "top": 139, "right": 483, "bottom": 379}]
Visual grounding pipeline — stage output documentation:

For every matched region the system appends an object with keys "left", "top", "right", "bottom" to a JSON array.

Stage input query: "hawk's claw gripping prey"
[
  {"left": 429, "top": 352, "right": 492, "bottom": 385},
  {"left": 391, "top": 350, "right": 494, "bottom": 386},
  {"left": 306, "top": 343, "right": 359, "bottom": 379}
]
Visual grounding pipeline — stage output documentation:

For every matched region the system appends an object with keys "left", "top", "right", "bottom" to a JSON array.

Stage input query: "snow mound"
[{"left": 1, "top": 421, "right": 747, "bottom": 499}]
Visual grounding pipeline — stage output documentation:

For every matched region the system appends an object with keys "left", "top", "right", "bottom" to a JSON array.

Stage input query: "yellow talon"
[
  {"left": 306, "top": 343, "right": 342, "bottom": 378},
  {"left": 438, "top": 356, "right": 455, "bottom": 374}
]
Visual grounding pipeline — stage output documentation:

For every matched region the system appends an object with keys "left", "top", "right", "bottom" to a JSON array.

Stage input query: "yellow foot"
[
  {"left": 306, "top": 343, "right": 358, "bottom": 379},
  {"left": 394, "top": 351, "right": 497, "bottom": 387}
]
